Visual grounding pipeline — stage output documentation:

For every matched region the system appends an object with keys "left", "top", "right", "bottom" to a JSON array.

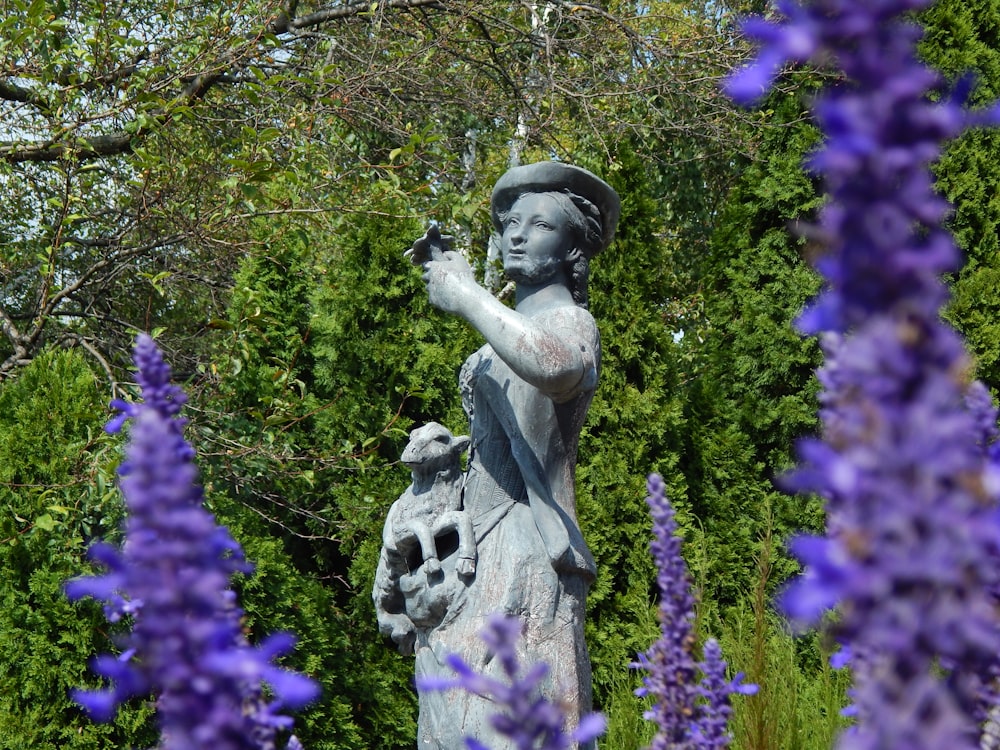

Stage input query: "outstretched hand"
[
  {"left": 406, "top": 224, "right": 482, "bottom": 315},
  {"left": 405, "top": 224, "right": 454, "bottom": 265}
]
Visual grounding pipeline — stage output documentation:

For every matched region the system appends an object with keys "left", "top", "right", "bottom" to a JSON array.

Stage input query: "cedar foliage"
[
  {"left": 577, "top": 146, "right": 691, "bottom": 702},
  {"left": 678, "top": 0, "right": 1000, "bottom": 623},
  {"left": 681, "top": 87, "right": 825, "bottom": 615},
  {"left": 0, "top": 350, "right": 156, "bottom": 749},
  {"left": 197, "top": 226, "right": 386, "bottom": 749},
  {"left": 921, "top": 0, "right": 1000, "bottom": 392},
  {"left": 306, "top": 209, "right": 478, "bottom": 747},
  {"left": 201, "top": 201, "right": 499, "bottom": 746}
]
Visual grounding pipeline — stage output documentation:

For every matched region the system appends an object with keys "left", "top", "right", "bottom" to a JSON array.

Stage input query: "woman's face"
[{"left": 501, "top": 193, "right": 576, "bottom": 285}]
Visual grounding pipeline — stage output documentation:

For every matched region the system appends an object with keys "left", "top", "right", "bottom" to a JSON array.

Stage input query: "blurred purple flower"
[
  {"left": 634, "top": 474, "right": 753, "bottom": 750},
  {"left": 66, "top": 334, "right": 318, "bottom": 750},
  {"left": 726, "top": 1, "right": 1000, "bottom": 747},
  {"left": 967, "top": 380, "right": 1000, "bottom": 468},
  {"left": 417, "top": 614, "right": 606, "bottom": 750}
]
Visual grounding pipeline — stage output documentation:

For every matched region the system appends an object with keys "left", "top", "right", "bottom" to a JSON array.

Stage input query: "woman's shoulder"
[
  {"left": 533, "top": 304, "right": 598, "bottom": 340},
  {"left": 533, "top": 304, "right": 600, "bottom": 401}
]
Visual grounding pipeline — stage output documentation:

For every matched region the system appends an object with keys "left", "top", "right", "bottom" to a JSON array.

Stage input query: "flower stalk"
[
  {"left": 726, "top": 1, "right": 1000, "bottom": 746},
  {"left": 635, "top": 474, "right": 754, "bottom": 750},
  {"left": 66, "top": 334, "right": 318, "bottom": 750}
]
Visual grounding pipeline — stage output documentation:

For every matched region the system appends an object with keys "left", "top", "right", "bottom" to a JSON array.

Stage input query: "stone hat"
[{"left": 490, "top": 161, "right": 621, "bottom": 255}]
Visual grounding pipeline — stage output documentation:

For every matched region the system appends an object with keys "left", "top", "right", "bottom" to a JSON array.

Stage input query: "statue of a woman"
[{"left": 382, "top": 162, "right": 620, "bottom": 749}]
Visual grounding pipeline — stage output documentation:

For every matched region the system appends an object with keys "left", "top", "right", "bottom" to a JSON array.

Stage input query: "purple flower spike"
[
  {"left": 66, "top": 334, "right": 318, "bottom": 750},
  {"left": 417, "top": 613, "right": 606, "bottom": 750},
  {"left": 727, "top": 1, "right": 1000, "bottom": 747},
  {"left": 131, "top": 333, "right": 188, "bottom": 418},
  {"left": 106, "top": 334, "right": 187, "bottom": 434},
  {"left": 634, "top": 474, "right": 753, "bottom": 749},
  {"left": 633, "top": 473, "right": 699, "bottom": 748}
]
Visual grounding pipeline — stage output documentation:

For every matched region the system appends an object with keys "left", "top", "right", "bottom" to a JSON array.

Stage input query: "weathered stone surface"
[{"left": 375, "top": 162, "right": 620, "bottom": 749}]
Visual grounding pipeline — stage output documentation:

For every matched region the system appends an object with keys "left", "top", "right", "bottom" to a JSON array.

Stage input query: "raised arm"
[{"left": 408, "top": 243, "right": 590, "bottom": 398}]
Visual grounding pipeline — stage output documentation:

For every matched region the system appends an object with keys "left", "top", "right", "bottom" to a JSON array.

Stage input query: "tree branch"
[
  {"left": 0, "top": 0, "right": 445, "bottom": 164},
  {"left": 0, "top": 303, "right": 32, "bottom": 379},
  {"left": 0, "top": 131, "right": 136, "bottom": 163},
  {"left": 286, "top": 0, "right": 444, "bottom": 30},
  {"left": 0, "top": 79, "right": 51, "bottom": 112},
  {"left": 0, "top": 304, "right": 27, "bottom": 352},
  {"left": 0, "top": 66, "right": 227, "bottom": 163},
  {"left": 60, "top": 333, "right": 120, "bottom": 399},
  {"left": 0, "top": 233, "right": 186, "bottom": 379}
]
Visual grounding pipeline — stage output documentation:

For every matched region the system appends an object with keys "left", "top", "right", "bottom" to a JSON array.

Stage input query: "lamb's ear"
[{"left": 453, "top": 435, "right": 471, "bottom": 454}]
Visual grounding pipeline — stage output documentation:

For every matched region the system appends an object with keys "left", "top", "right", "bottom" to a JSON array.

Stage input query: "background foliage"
[{"left": 0, "top": 350, "right": 155, "bottom": 749}]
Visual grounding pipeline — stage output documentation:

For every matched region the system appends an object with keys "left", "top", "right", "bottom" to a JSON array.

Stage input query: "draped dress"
[{"left": 400, "top": 303, "right": 600, "bottom": 750}]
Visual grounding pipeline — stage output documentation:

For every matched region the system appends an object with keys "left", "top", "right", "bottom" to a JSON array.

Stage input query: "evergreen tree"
[
  {"left": 680, "top": 0, "right": 1000, "bottom": 622},
  {"left": 305, "top": 207, "right": 488, "bottom": 747},
  {"left": 684, "top": 87, "right": 825, "bottom": 612},
  {"left": 197, "top": 223, "right": 379, "bottom": 750},
  {"left": 921, "top": 0, "right": 1000, "bottom": 392},
  {"left": 0, "top": 350, "right": 155, "bottom": 749},
  {"left": 197, "top": 206, "right": 468, "bottom": 748},
  {"left": 576, "top": 146, "right": 691, "bottom": 703}
]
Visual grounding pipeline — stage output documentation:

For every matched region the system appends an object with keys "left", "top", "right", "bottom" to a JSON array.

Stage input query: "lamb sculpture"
[{"left": 372, "top": 421, "right": 474, "bottom": 654}]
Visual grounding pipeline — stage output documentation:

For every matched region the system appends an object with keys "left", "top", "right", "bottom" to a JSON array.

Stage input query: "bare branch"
[
  {"left": 60, "top": 333, "right": 121, "bottom": 399},
  {"left": 0, "top": 232, "right": 186, "bottom": 379},
  {"left": 287, "top": 0, "right": 444, "bottom": 30},
  {"left": 0, "top": 304, "right": 25, "bottom": 347}
]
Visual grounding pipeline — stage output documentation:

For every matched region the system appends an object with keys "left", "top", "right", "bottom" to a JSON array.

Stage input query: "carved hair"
[{"left": 497, "top": 189, "right": 604, "bottom": 309}]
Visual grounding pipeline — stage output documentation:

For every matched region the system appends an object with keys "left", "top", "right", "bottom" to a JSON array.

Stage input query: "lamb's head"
[{"left": 401, "top": 422, "right": 470, "bottom": 479}]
